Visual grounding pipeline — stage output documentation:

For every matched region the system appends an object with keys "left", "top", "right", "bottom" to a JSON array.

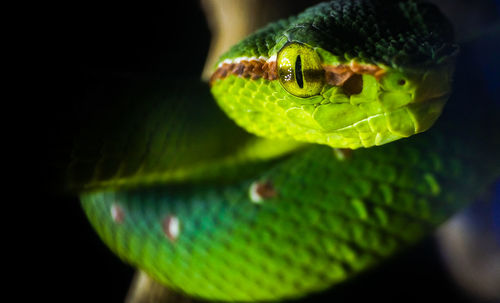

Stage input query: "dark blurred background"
[{"left": 34, "top": 1, "right": 499, "bottom": 302}]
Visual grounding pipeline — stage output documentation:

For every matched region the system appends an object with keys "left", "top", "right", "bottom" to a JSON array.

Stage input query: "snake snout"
[
  {"left": 385, "top": 65, "right": 454, "bottom": 137},
  {"left": 414, "top": 66, "right": 454, "bottom": 104},
  {"left": 407, "top": 66, "right": 454, "bottom": 134}
]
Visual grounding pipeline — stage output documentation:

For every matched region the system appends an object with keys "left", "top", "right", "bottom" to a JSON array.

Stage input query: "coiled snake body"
[{"left": 69, "top": 1, "right": 500, "bottom": 301}]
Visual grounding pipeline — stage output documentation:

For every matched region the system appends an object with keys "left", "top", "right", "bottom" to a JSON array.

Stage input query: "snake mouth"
[
  {"left": 304, "top": 93, "right": 450, "bottom": 149},
  {"left": 328, "top": 93, "right": 450, "bottom": 148}
]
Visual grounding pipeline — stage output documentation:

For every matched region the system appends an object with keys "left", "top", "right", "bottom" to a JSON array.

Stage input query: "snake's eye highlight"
[{"left": 277, "top": 43, "right": 324, "bottom": 97}]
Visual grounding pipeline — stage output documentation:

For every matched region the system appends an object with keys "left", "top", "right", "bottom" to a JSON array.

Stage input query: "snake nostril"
[
  {"left": 398, "top": 79, "right": 406, "bottom": 86},
  {"left": 342, "top": 74, "right": 363, "bottom": 96}
]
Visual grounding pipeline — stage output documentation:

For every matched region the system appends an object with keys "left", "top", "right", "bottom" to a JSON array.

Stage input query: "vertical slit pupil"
[{"left": 295, "top": 55, "right": 304, "bottom": 89}]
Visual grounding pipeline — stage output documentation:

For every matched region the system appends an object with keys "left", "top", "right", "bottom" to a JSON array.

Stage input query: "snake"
[{"left": 67, "top": 0, "right": 500, "bottom": 301}]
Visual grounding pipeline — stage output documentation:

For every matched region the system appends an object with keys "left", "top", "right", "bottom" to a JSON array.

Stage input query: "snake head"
[{"left": 210, "top": 0, "right": 458, "bottom": 149}]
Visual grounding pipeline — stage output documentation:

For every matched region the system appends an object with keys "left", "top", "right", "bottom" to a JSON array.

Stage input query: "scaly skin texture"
[
  {"left": 77, "top": 1, "right": 499, "bottom": 302},
  {"left": 66, "top": 79, "right": 302, "bottom": 192},
  {"left": 81, "top": 112, "right": 499, "bottom": 301},
  {"left": 211, "top": 0, "right": 458, "bottom": 148},
  {"left": 215, "top": 0, "right": 456, "bottom": 67}
]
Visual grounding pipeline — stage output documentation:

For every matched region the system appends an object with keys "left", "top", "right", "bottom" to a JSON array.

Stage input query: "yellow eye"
[{"left": 277, "top": 42, "right": 325, "bottom": 98}]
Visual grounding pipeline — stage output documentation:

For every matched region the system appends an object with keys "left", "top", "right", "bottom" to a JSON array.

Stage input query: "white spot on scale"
[
  {"left": 249, "top": 182, "right": 263, "bottom": 203},
  {"left": 249, "top": 180, "right": 277, "bottom": 203},
  {"left": 163, "top": 215, "right": 180, "bottom": 242},
  {"left": 110, "top": 203, "right": 125, "bottom": 223}
]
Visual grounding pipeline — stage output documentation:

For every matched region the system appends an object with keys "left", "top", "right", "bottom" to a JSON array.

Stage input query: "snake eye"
[{"left": 277, "top": 42, "right": 324, "bottom": 97}]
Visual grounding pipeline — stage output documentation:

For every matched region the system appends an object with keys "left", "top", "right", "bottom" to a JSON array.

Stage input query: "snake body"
[{"left": 74, "top": 1, "right": 500, "bottom": 301}]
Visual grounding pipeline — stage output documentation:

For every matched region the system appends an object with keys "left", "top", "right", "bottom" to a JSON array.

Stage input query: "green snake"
[{"left": 69, "top": 0, "right": 500, "bottom": 301}]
